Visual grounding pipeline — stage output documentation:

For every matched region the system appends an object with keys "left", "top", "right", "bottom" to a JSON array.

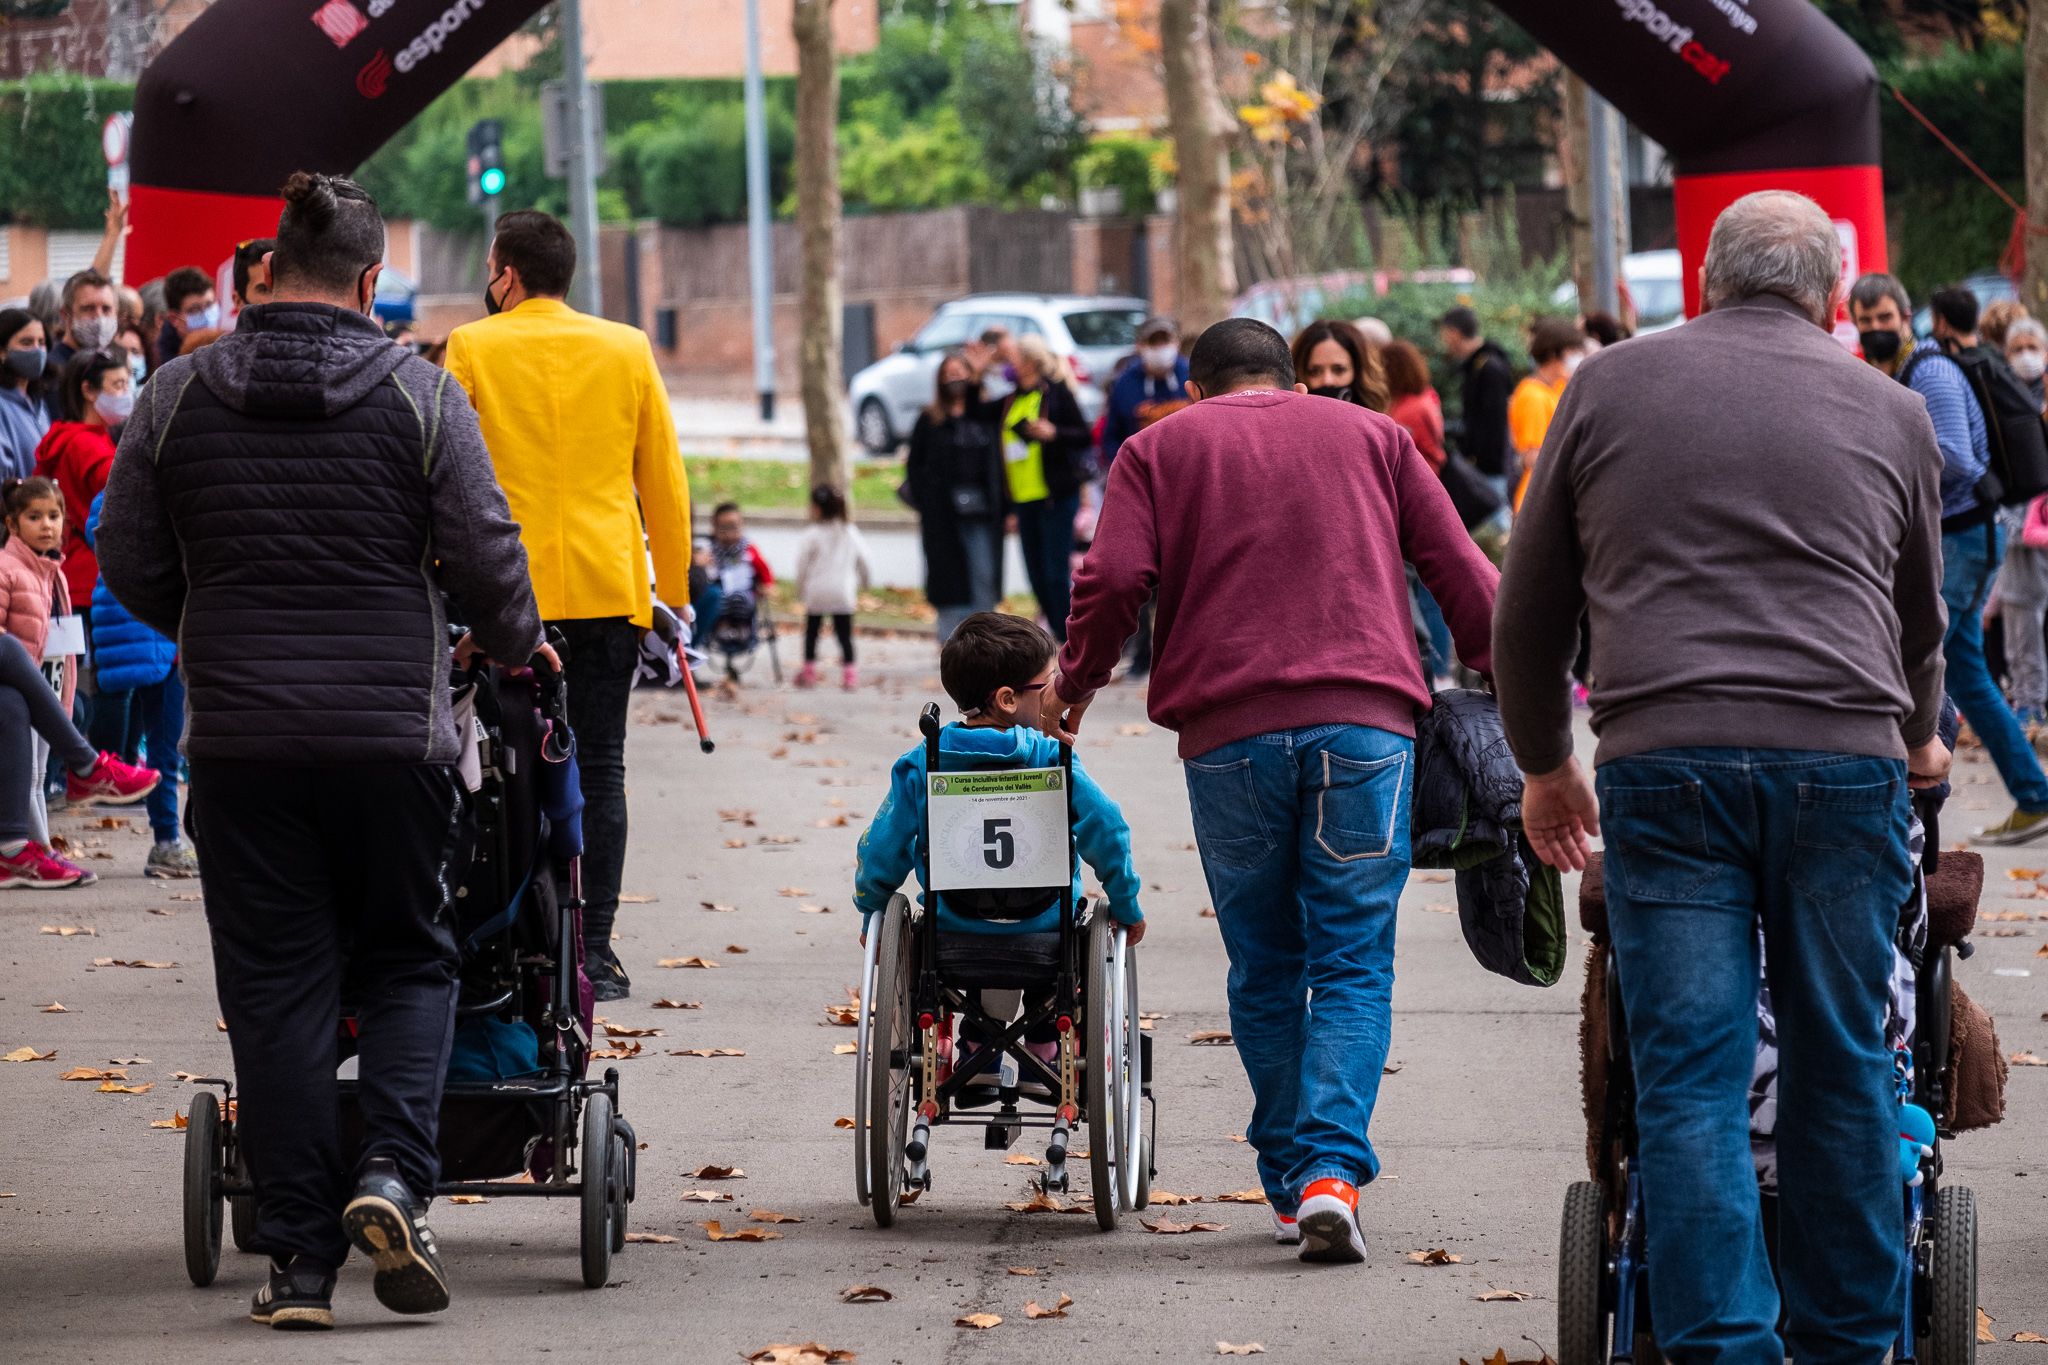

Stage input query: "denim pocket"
[
  {"left": 1603, "top": 781, "right": 1718, "bottom": 903},
  {"left": 1184, "top": 755, "right": 1276, "bottom": 870},
  {"left": 1789, "top": 778, "right": 1897, "bottom": 906},
  {"left": 1313, "top": 749, "right": 1407, "bottom": 862}
]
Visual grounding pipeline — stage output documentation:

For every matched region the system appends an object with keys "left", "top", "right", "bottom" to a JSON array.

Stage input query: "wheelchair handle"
[{"left": 919, "top": 703, "right": 942, "bottom": 739}]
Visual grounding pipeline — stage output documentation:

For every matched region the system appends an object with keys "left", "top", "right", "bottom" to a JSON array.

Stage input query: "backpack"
[{"left": 1905, "top": 344, "right": 2048, "bottom": 506}]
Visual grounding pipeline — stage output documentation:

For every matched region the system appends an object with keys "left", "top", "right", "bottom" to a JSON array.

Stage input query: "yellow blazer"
[{"left": 447, "top": 297, "right": 691, "bottom": 628}]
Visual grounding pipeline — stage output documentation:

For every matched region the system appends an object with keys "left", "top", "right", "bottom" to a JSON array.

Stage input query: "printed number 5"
[{"left": 983, "top": 818, "right": 1015, "bottom": 869}]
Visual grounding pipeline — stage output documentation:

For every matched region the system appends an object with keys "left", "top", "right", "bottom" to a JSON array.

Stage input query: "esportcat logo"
[
  {"left": 1616, "top": 0, "right": 1732, "bottom": 83},
  {"left": 394, "top": 0, "right": 488, "bottom": 75}
]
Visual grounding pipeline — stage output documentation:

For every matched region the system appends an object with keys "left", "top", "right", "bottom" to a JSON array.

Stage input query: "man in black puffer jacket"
[{"left": 99, "top": 172, "right": 547, "bottom": 1332}]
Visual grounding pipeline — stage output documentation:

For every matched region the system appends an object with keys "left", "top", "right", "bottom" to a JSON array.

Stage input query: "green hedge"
[
  {"left": 1878, "top": 42, "right": 2025, "bottom": 301},
  {"left": 0, "top": 75, "right": 132, "bottom": 228}
]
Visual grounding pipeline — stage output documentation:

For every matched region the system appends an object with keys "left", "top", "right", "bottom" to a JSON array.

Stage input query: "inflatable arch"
[{"left": 126, "top": 0, "right": 1884, "bottom": 315}]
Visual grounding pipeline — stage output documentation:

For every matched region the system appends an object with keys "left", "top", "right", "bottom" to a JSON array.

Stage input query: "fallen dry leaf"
[
  {"left": 1990, "top": 910, "right": 2033, "bottom": 921},
  {"left": 1988, "top": 928, "right": 2031, "bottom": 937},
  {"left": 670, "top": 1048, "right": 746, "bottom": 1058},
  {"left": 840, "top": 1284, "right": 892, "bottom": 1303},
  {"left": 722, "top": 838, "right": 749, "bottom": 849},
  {"left": 1217, "top": 1346, "right": 1267, "bottom": 1357},
  {"left": 1476, "top": 1288, "right": 1532, "bottom": 1302},
  {"left": 2011, "top": 1052, "right": 2046, "bottom": 1066},
  {"left": 1407, "top": 1248, "right": 1464, "bottom": 1265},
  {"left": 1003, "top": 1153, "right": 1043, "bottom": 1167},
  {"left": 1117, "top": 723, "right": 1152, "bottom": 736},
  {"left": 171, "top": 892, "right": 202, "bottom": 902},
  {"left": 897, "top": 1189, "right": 921, "bottom": 1206},
  {"left": 1213, "top": 1189, "right": 1269, "bottom": 1204},
  {"left": 1187, "top": 1030, "right": 1234, "bottom": 1046},
  {"left": 1426, "top": 903, "right": 1456, "bottom": 915},
  {"left": 60, "top": 1066, "right": 125, "bottom": 1081},
  {"left": 742, "top": 1345, "right": 855, "bottom": 1365},
  {"left": 799, "top": 903, "right": 833, "bottom": 914},
  {"left": 590, "top": 1041, "right": 645, "bottom": 1060},
  {"left": 147, "top": 907, "right": 177, "bottom": 916},
  {"left": 1007, "top": 1267, "right": 1040, "bottom": 1276},
  {"left": 2, "top": 1047, "right": 55, "bottom": 1062},
  {"left": 720, "top": 809, "right": 758, "bottom": 826},
  {"left": 701, "top": 901, "right": 736, "bottom": 913},
  {"left": 603, "top": 1024, "right": 664, "bottom": 1038},
  {"left": 149, "top": 1112, "right": 189, "bottom": 1130},
  {"left": 1141, "top": 1217, "right": 1225, "bottom": 1234},
  {"left": 619, "top": 892, "right": 658, "bottom": 904},
  {"left": 90, "top": 958, "right": 178, "bottom": 969},
  {"left": 824, "top": 1004, "right": 858, "bottom": 1026},
  {"left": 652, "top": 999, "right": 702, "bottom": 1010},
  {"left": 777, "top": 887, "right": 812, "bottom": 898},
  {"left": 216, "top": 1019, "right": 228, "bottom": 1032},
  {"left": 96, "top": 1079, "right": 152, "bottom": 1094},
  {"left": 1198, "top": 907, "right": 1217, "bottom": 918},
  {"left": 702, "top": 1220, "right": 780, "bottom": 1242},
  {"left": 832, "top": 1043, "right": 858, "bottom": 1055},
  {"left": 2014, "top": 1333, "right": 2048, "bottom": 1344},
  {"left": 955, "top": 1313, "right": 1001, "bottom": 1330},
  {"left": 680, "top": 1190, "right": 734, "bottom": 1202},
  {"left": 760, "top": 834, "right": 801, "bottom": 846},
  {"left": 2037, "top": 943, "right": 2048, "bottom": 958},
  {"left": 38, "top": 925, "right": 95, "bottom": 937},
  {"left": 2009, "top": 868, "right": 2044, "bottom": 880},
  {"left": 447, "top": 1194, "right": 487, "bottom": 1205},
  {"left": 1383, "top": 1061, "right": 1405, "bottom": 1075},
  {"left": 1980, "top": 1309, "right": 1997, "bottom": 1344},
  {"left": 813, "top": 815, "right": 851, "bottom": 829},
  {"left": 659, "top": 956, "right": 720, "bottom": 969},
  {"left": 38, "top": 1002, "right": 67, "bottom": 1013},
  {"left": 112, "top": 1057, "right": 153, "bottom": 1065},
  {"left": 689, "top": 1164, "right": 745, "bottom": 1180},
  {"left": 749, "top": 1209, "right": 802, "bottom": 1224},
  {"left": 1146, "top": 1190, "right": 1194, "bottom": 1205},
  {"left": 1025, "top": 1293, "right": 1073, "bottom": 1320},
  {"left": 724, "top": 944, "right": 750, "bottom": 955},
  {"left": 833, "top": 1116, "right": 855, "bottom": 1129}
]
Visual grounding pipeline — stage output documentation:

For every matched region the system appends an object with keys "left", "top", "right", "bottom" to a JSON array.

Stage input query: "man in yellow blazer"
[{"left": 447, "top": 210, "right": 692, "bottom": 1002}]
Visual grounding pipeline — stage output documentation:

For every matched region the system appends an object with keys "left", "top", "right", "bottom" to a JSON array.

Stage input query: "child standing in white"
[{"left": 795, "top": 485, "right": 872, "bottom": 691}]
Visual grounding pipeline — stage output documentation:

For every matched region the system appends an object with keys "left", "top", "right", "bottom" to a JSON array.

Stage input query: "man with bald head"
[{"left": 1493, "top": 190, "right": 1952, "bottom": 1360}]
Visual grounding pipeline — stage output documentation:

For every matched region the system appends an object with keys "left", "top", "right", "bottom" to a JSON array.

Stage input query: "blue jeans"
[
  {"left": 1407, "top": 565, "right": 1451, "bottom": 677},
  {"left": 1183, "top": 724, "right": 1411, "bottom": 1208},
  {"left": 1598, "top": 748, "right": 1910, "bottom": 1364},
  {"left": 1943, "top": 522, "right": 2048, "bottom": 809},
  {"left": 1014, "top": 494, "right": 1080, "bottom": 642},
  {"left": 85, "top": 674, "right": 185, "bottom": 842}
]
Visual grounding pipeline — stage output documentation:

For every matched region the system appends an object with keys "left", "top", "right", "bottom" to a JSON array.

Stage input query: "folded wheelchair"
[
  {"left": 181, "top": 650, "right": 638, "bottom": 1292},
  {"left": 1559, "top": 793, "right": 1991, "bottom": 1365},
  {"left": 853, "top": 705, "right": 1154, "bottom": 1230}
]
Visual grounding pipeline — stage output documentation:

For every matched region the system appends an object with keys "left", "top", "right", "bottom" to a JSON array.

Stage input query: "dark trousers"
[
  {"left": 188, "top": 761, "right": 464, "bottom": 1267},
  {"left": 552, "top": 617, "right": 638, "bottom": 955},
  {"left": 1015, "top": 494, "right": 1080, "bottom": 642},
  {"left": 803, "top": 613, "right": 855, "bottom": 664},
  {"left": 0, "top": 632, "right": 93, "bottom": 845}
]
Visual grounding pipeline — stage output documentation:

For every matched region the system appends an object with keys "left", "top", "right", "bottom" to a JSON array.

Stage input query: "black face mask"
[
  {"left": 1858, "top": 328, "right": 1903, "bottom": 364},
  {"left": 483, "top": 269, "right": 508, "bottom": 317},
  {"left": 1309, "top": 384, "right": 1358, "bottom": 404},
  {"left": 940, "top": 379, "right": 973, "bottom": 403}
]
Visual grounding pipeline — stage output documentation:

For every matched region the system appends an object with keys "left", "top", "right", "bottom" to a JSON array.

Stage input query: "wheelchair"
[
  {"left": 852, "top": 705, "right": 1154, "bottom": 1231},
  {"left": 1559, "top": 793, "right": 1984, "bottom": 1364},
  {"left": 710, "top": 592, "right": 783, "bottom": 685}
]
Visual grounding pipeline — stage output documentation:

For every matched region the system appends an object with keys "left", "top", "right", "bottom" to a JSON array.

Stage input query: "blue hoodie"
[{"left": 855, "top": 722, "right": 1142, "bottom": 935}]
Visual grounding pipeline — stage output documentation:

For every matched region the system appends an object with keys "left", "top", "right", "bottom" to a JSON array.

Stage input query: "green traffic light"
[{"left": 480, "top": 167, "right": 506, "bottom": 196}]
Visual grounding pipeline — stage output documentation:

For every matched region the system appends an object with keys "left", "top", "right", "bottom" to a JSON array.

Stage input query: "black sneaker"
[
  {"left": 341, "top": 1157, "right": 451, "bottom": 1315},
  {"left": 250, "top": 1256, "right": 336, "bottom": 1330},
  {"left": 587, "top": 946, "right": 631, "bottom": 1002}
]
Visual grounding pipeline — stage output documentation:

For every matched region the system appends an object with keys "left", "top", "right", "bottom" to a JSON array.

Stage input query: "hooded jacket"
[
  {"left": 97, "top": 302, "right": 542, "bottom": 766},
  {"left": 32, "top": 418, "right": 116, "bottom": 609},
  {"left": 84, "top": 491, "right": 176, "bottom": 693},
  {"left": 0, "top": 532, "right": 76, "bottom": 713},
  {"left": 854, "top": 722, "right": 1142, "bottom": 936}
]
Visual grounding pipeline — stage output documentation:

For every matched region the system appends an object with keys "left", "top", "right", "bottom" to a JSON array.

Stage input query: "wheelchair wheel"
[
  {"left": 1084, "top": 911, "right": 1136, "bottom": 1231},
  {"left": 579, "top": 1091, "right": 616, "bottom": 1288},
  {"left": 228, "top": 1147, "right": 257, "bottom": 1253},
  {"left": 1927, "top": 1185, "right": 1978, "bottom": 1365},
  {"left": 852, "top": 915, "right": 885, "bottom": 1208},
  {"left": 608, "top": 1132, "right": 629, "bottom": 1253},
  {"left": 866, "top": 896, "right": 915, "bottom": 1228},
  {"left": 182, "top": 1092, "right": 224, "bottom": 1287},
  {"left": 1557, "top": 1181, "right": 1608, "bottom": 1365}
]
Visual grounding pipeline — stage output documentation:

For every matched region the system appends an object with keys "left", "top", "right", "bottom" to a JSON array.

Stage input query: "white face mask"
[
  {"left": 2011, "top": 350, "right": 2047, "bottom": 383},
  {"left": 1562, "top": 351, "right": 1585, "bottom": 377},
  {"left": 70, "top": 314, "right": 115, "bottom": 352},
  {"left": 1141, "top": 343, "right": 1178, "bottom": 373},
  {"left": 93, "top": 387, "right": 134, "bottom": 424}
]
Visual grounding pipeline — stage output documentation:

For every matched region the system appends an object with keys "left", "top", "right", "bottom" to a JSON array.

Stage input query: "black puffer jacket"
[
  {"left": 98, "top": 303, "right": 541, "bottom": 765},
  {"left": 1412, "top": 687, "right": 1564, "bottom": 987}
]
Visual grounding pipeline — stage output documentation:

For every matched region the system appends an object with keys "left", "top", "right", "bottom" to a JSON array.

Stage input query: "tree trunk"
[
  {"left": 2026, "top": 0, "right": 2048, "bottom": 320},
  {"left": 794, "top": 0, "right": 848, "bottom": 494},
  {"left": 1559, "top": 72, "right": 1596, "bottom": 315},
  {"left": 1160, "top": 0, "right": 1237, "bottom": 333}
]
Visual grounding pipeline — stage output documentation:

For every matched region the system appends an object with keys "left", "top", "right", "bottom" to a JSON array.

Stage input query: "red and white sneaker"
[
  {"left": 1271, "top": 1208, "right": 1301, "bottom": 1245},
  {"left": 1296, "top": 1178, "right": 1367, "bottom": 1264},
  {"left": 0, "top": 841, "right": 85, "bottom": 890},
  {"left": 65, "top": 752, "right": 160, "bottom": 807}
]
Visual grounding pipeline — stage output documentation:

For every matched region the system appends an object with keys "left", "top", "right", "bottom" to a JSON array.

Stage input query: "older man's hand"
[
  {"left": 1039, "top": 672, "right": 1093, "bottom": 745},
  {"left": 1907, "top": 736, "right": 1953, "bottom": 791},
  {"left": 1523, "top": 757, "right": 1600, "bottom": 873}
]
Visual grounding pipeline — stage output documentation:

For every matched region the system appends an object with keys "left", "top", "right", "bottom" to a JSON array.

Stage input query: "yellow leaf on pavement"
[
  {"left": 688, "top": 1164, "right": 745, "bottom": 1180},
  {"left": 1025, "top": 1293, "right": 1072, "bottom": 1320},
  {"left": 954, "top": 1313, "right": 1001, "bottom": 1329},
  {"left": 97, "top": 1080, "right": 153, "bottom": 1094},
  {"left": 658, "top": 956, "right": 719, "bottom": 969},
  {"left": 1407, "top": 1248, "right": 1464, "bottom": 1265},
  {"left": 702, "top": 1220, "right": 779, "bottom": 1242},
  {"left": 1476, "top": 1288, "right": 1532, "bottom": 1302},
  {"left": 749, "top": 1209, "right": 802, "bottom": 1223},
  {"left": 1217, "top": 1346, "right": 1267, "bottom": 1357},
  {"left": 2, "top": 1047, "right": 55, "bottom": 1062},
  {"left": 839, "top": 1284, "right": 892, "bottom": 1303},
  {"left": 622, "top": 1231, "right": 677, "bottom": 1243}
]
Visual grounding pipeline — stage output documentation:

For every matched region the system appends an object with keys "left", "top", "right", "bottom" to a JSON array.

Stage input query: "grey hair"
[
  {"left": 1848, "top": 271, "right": 1912, "bottom": 320},
  {"left": 1702, "top": 191, "right": 1843, "bottom": 325},
  {"left": 2008, "top": 317, "right": 2046, "bottom": 347}
]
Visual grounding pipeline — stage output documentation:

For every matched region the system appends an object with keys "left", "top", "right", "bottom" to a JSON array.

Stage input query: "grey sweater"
[{"left": 1494, "top": 293, "right": 1948, "bottom": 773}]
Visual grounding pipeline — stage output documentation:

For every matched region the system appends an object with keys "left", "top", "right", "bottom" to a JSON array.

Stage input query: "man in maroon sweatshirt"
[{"left": 1041, "top": 318, "right": 1498, "bottom": 1263}]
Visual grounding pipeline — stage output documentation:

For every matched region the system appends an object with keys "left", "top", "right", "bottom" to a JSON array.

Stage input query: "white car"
[
  {"left": 1551, "top": 249, "right": 1686, "bottom": 335},
  {"left": 849, "top": 293, "right": 1150, "bottom": 454}
]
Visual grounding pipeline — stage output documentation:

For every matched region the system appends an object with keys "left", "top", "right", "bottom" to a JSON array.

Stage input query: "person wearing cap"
[{"left": 1098, "top": 316, "right": 1191, "bottom": 680}]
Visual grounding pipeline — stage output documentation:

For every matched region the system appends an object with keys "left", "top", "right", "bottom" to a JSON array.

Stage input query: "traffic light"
[{"left": 466, "top": 119, "right": 506, "bottom": 207}]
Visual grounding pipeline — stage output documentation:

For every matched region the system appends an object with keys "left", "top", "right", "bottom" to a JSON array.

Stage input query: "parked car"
[
  {"left": 1549, "top": 249, "right": 1685, "bottom": 335},
  {"left": 1232, "top": 268, "right": 1479, "bottom": 342},
  {"left": 848, "top": 293, "right": 1149, "bottom": 454}
]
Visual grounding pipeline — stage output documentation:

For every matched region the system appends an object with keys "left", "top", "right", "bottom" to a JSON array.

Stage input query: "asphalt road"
[{"left": 3, "top": 637, "right": 2043, "bottom": 1363}]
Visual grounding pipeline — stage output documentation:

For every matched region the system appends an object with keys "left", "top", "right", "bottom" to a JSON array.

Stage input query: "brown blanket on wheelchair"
[{"left": 1576, "top": 852, "right": 2006, "bottom": 1180}]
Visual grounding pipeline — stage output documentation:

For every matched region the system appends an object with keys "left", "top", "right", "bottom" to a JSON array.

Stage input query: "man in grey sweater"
[
  {"left": 1492, "top": 191, "right": 1950, "bottom": 1362},
  {"left": 99, "top": 173, "right": 549, "bottom": 1332}
]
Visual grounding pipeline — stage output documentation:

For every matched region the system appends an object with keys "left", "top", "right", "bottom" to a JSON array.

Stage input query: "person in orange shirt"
[{"left": 1509, "top": 318, "right": 1588, "bottom": 511}]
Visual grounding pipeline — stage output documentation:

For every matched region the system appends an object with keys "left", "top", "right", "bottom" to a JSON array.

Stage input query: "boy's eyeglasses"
[{"left": 963, "top": 680, "right": 1047, "bottom": 720}]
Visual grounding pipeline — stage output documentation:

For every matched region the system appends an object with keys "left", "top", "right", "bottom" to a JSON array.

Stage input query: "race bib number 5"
[{"left": 927, "top": 768, "right": 1068, "bottom": 892}]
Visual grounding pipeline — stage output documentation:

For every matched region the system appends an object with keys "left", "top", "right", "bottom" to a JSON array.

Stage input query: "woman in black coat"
[{"left": 905, "top": 351, "right": 1008, "bottom": 642}]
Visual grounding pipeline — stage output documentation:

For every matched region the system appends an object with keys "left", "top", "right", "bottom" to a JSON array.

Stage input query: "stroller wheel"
[
  {"left": 579, "top": 1091, "right": 616, "bottom": 1288},
  {"left": 608, "top": 1132, "right": 629, "bottom": 1253},
  {"left": 228, "top": 1147, "right": 257, "bottom": 1253},
  {"left": 182, "top": 1092, "right": 225, "bottom": 1287},
  {"left": 1926, "top": 1186, "right": 1979, "bottom": 1365},
  {"left": 1556, "top": 1181, "right": 1607, "bottom": 1365}
]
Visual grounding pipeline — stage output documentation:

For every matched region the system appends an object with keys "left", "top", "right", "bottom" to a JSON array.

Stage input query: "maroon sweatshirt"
[{"left": 1056, "top": 389, "right": 1499, "bottom": 760}]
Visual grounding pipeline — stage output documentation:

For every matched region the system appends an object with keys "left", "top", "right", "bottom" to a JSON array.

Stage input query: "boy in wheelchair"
[{"left": 854, "top": 612, "right": 1144, "bottom": 1105}]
